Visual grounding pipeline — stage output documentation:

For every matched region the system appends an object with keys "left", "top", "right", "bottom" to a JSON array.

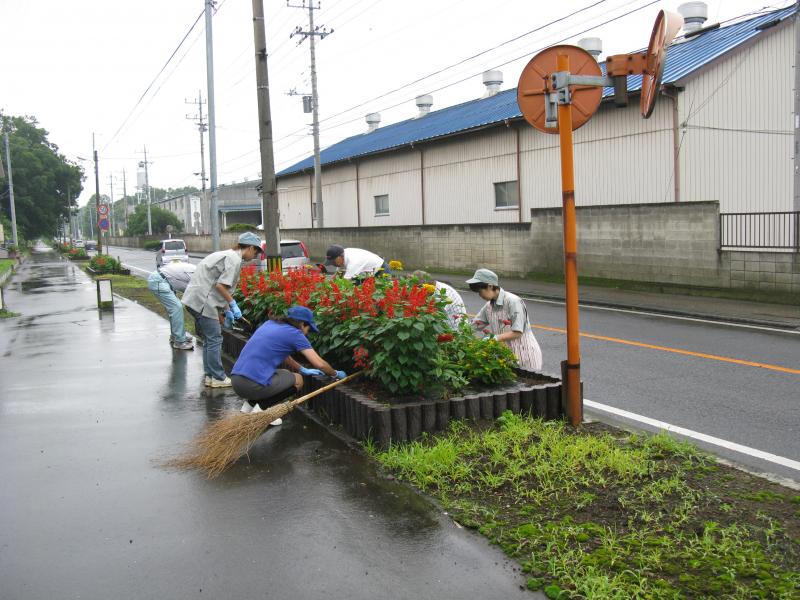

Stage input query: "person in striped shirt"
[{"left": 467, "top": 268, "right": 543, "bottom": 372}]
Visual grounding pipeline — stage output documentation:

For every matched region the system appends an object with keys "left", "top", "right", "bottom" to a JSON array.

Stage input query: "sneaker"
[
  {"left": 203, "top": 376, "right": 212, "bottom": 387},
  {"left": 240, "top": 401, "right": 254, "bottom": 414},
  {"left": 269, "top": 418, "right": 283, "bottom": 426},
  {"left": 251, "top": 404, "right": 264, "bottom": 413},
  {"left": 209, "top": 376, "right": 232, "bottom": 388},
  {"left": 183, "top": 333, "right": 194, "bottom": 343},
  {"left": 172, "top": 340, "right": 194, "bottom": 350}
]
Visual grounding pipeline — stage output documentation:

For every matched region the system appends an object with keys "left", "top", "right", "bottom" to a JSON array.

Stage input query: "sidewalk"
[
  {"left": 428, "top": 271, "right": 800, "bottom": 330},
  {"left": 0, "top": 250, "right": 538, "bottom": 600}
]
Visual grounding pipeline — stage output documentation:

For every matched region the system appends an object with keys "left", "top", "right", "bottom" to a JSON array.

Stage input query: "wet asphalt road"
[
  {"left": 0, "top": 251, "right": 537, "bottom": 600},
  {"left": 110, "top": 245, "right": 800, "bottom": 480}
]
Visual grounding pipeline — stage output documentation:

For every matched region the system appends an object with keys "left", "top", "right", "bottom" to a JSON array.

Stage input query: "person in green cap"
[
  {"left": 466, "top": 268, "right": 543, "bottom": 371},
  {"left": 182, "top": 232, "right": 263, "bottom": 387}
]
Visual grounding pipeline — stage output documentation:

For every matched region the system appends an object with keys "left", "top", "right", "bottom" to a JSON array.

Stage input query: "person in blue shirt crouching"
[{"left": 230, "top": 305, "right": 346, "bottom": 425}]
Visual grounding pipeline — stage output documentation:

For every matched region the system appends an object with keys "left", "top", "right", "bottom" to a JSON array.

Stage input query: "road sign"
[
  {"left": 98, "top": 203, "right": 109, "bottom": 216},
  {"left": 98, "top": 218, "right": 110, "bottom": 232}
]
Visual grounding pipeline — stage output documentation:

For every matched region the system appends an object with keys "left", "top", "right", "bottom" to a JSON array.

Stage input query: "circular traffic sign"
[
  {"left": 517, "top": 45, "right": 602, "bottom": 134},
  {"left": 98, "top": 218, "right": 110, "bottom": 232},
  {"left": 641, "top": 10, "right": 684, "bottom": 118},
  {"left": 98, "top": 203, "right": 109, "bottom": 216}
]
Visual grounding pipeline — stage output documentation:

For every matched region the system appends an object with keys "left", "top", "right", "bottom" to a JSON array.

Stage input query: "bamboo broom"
[{"left": 165, "top": 371, "right": 363, "bottom": 479}]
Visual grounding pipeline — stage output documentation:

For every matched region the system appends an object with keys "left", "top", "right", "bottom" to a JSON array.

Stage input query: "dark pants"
[{"left": 231, "top": 370, "right": 297, "bottom": 409}]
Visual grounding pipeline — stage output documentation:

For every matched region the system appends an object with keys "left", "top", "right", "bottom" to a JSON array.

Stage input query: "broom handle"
[{"left": 288, "top": 370, "right": 364, "bottom": 408}]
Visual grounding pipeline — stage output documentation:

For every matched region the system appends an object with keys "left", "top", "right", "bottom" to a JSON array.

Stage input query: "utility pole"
[
  {"left": 794, "top": 0, "right": 799, "bottom": 215},
  {"left": 93, "top": 134, "right": 103, "bottom": 255},
  {"left": 205, "top": 0, "right": 221, "bottom": 251},
  {"left": 108, "top": 174, "right": 115, "bottom": 238},
  {"left": 142, "top": 146, "right": 152, "bottom": 236},
  {"left": 122, "top": 168, "right": 128, "bottom": 232},
  {"left": 2, "top": 128, "right": 18, "bottom": 246},
  {"left": 186, "top": 90, "right": 208, "bottom": 198},
  {"left": 252, "top": 0, "right": 281, "bottom": 271},
  {"left": 289, "top": 0, "right": 332, "bottom": 228}
]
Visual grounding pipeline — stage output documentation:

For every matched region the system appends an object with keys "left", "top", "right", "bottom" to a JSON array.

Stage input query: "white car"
[{"left": 155, "top": 239, "right": 190, "bottom": 267}]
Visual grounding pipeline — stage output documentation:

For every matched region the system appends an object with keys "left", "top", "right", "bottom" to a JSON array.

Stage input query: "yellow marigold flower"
[
  {"left": 422, "top": 283, "right": 436, "bottom": 294},
  {"left": 388, "top": 260, "right": 403, "bottom": 271}
]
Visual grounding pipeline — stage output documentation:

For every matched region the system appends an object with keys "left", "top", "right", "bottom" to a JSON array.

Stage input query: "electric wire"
[{"left": 103, "top": 10, "right": 205, "bottom": 152}]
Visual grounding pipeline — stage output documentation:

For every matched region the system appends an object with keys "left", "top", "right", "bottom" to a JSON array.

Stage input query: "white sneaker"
[
  {"left": 172, "top": 340, "right": 194, "bottom": 350},
  {"left": 240, "top": 401, "right": 254, "bottom": 413},
  {"left": 203, "top": 376, "right": 212, "bottom": 387},
  {"left": 209, "top": 376, "right": 232, "bottom": 388},
  {"left": 251, "top": 404, "right": 264, "bottom": 413},
  {"left": 270, "top": 418, "right": 283, "bottom": 426}
]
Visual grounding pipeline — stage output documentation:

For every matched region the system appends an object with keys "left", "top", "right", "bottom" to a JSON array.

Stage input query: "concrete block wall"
[
  {"left": 727, "top": 250, "right": 800, "bottom": 293},
  {"left": 281, "top": 223, "right": 533, "bottom": 276},
  {"left": 528, "top": 201, "right": 729, "bottom": 287}
]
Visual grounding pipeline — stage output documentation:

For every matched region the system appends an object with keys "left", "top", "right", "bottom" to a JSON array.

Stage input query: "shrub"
[
  {"left": 143, "top": 240, "right": 161, "bottom": 251},
  {"left": 89, "top": 255, "right": 120, "bottom": 274},
  {"left": 234, "top": 269, "right": 515, "bottom": 397},
  {"left": 67, "top": 247, "right": 87, "bottom": 259},
  {"left": 225, "top": 223, "right": 258, "bottom": 232}
]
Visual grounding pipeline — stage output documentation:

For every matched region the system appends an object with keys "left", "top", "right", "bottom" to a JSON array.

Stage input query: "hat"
[
  {"left": 324, "top": 245, "right": 344, "bottom": 266},
  {"left": 466, "top": 268, "right": 499, "bottom": 286},
  {"left": 238, "top": 232, "right": 263, "bottom": 253},
  {"left": 287, "top": 305, "right": 319, "bottom": 333}
]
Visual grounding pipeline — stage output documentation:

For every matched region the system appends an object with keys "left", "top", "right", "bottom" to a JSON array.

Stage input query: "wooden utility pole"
[{"left": 252, "top": 0, "right": 281, "bottom": 271}]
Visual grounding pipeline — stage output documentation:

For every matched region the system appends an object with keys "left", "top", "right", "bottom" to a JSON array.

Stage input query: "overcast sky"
[{"left": 1, "top": 0, "right": 789, "bottom": 207}]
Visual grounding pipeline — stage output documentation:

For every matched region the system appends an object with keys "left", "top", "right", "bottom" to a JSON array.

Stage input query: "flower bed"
[{"left": 223, "top": 266, "right": 576, "bottom": 445}]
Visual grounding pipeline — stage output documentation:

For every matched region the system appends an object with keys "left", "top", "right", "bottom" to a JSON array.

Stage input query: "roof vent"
[
  {"left": 481, "top": 70, "right": 503, "bottom": 98},
  {"left": 415, "top": 94, "right": 433, "bottom": 118},
  {"left": 577, "top": 37, "right": 602, "bottom": 59},
  {"left": 678, "top": 2, "right": 708, "bottom": 34},
  {"left": 365, "top": 112, "right": 381, "bottom": 133}
]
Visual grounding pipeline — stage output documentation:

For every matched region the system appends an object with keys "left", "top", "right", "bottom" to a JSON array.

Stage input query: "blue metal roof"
[{"left": 278, "top": 5, "right": 795, "bottom": 177}]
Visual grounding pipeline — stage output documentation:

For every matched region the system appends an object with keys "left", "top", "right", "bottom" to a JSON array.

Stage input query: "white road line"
[
  {"left": 517, "top": 295, "right": 800, "bottom": 335},
  {"left": 584, "top": 398, "right": 800, "bottom": 472}
]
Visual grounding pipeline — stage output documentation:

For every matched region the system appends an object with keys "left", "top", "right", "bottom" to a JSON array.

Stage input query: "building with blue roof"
[{"left": 269, "top": 4, "right": 794, "bottom": 231}]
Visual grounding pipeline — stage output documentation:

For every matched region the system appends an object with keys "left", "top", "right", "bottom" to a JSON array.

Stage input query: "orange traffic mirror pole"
[{"left": 556, "top": 52, "right": 583, "bottom": 427}]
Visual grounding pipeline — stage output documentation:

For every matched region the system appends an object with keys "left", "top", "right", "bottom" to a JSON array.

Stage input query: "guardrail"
[{"left": 719, "top": 211, "right": 799, "bottom": 250}]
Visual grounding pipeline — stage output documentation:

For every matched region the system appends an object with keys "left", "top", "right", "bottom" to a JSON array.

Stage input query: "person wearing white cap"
[
  {"left": 466, "top": 268, "right": 543, "bottom": 371},
  {"left": 182, "top": 232, "right": 263, "bottom": 387},
  {"left": 231, "top": 305, "right": 346, "bottom": 423}
]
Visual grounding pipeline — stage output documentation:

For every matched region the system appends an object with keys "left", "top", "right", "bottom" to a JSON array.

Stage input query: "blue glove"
[
  {"left": 334, "top": 370, "right": 346, "bottom": 380},
  {"left": 229, "top": 300, "right": 242, "bottom": 320},
  {"left": 223, "top": 313, "right": 234, "bottom": 330},
  {"left": 482, "top": 334, "right": 496, "bottom": 342},
  {"left": 299, "top": 367, "right": 323, "bottom": 376}
]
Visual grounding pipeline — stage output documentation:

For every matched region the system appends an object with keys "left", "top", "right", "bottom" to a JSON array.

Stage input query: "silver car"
[{"left": 155, "top": 239, "right": 189, "bottom": 267}]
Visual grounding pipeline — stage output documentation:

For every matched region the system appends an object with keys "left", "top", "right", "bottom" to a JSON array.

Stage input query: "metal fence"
[{"left": 719, "top": 211, "right": 800, "bottom": 250}]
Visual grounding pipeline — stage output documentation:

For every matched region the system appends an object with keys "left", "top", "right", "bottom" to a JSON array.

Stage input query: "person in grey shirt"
[
  {"left": 147, "top": 261, "right": 196, "bottom": 350},
  {"left": 182, "top": 232, "right": 263, "bottom": 387}
]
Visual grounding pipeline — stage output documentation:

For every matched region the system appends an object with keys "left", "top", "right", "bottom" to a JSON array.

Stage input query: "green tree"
[
  {"left": 0, "top": 114, "right": 83, "bottom": 239},
  {"left": 126, "top": 203, "right": 183, "bottom": 236}
]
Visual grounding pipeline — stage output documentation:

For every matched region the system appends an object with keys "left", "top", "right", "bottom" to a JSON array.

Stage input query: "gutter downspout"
[
  {"left": 309, "top": 172, "right": 314, "bottom": 227},
  {"left": 420, "top": 148, "right": 426, "bottom": 225},
  {"left": 514, "top": 124, "right": 522, "bottom": 222},
  {"left": 663, "top": 87, "right": 681, "bottom": 203},
  {"left": 355, "top": 161, "right": 361, "bottom": 227}
]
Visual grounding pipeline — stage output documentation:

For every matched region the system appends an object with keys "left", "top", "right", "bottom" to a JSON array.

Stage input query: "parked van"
[{"left": 155, "top": 239, "right": 189, "bottom": 267}]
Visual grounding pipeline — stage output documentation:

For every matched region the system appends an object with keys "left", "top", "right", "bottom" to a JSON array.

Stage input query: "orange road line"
[{"left": 533, "top": 324, "right": 800, "bottom": 375}]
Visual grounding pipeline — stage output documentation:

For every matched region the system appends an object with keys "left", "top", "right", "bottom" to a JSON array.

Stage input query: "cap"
[
  {"left": 466, "top": 268, "right": 499, "bottom": 286},
  {"left": 238, "top": 232, "right": 263, "bottom": 253},
  {"left": 324, "top": 245, "right": 344, "bottom": 266},
  {"left": 287, "top": 305, "right": 319, "bottom": 333}
]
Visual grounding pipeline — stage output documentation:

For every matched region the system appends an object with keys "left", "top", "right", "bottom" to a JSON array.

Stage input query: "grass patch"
[
  {"left": 367, "top": 413, "right": 800, "bottom": 599},
  {"left": 0, "top": 258, "right": 15, "bottom": 279},
  {"left": 0, "top": 308, "right": 20, "bottom": 318},
  {"left": 81, "top": 269, "right": 196, "bottom": 337}
]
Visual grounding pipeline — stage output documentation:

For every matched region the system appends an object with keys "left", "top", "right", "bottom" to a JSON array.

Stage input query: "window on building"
[
  {"left": 374, "top": 194, "right": 389, "bottom": 216},
  {"left": 494, "top": 181, "right": 519, "bottom": 209}
]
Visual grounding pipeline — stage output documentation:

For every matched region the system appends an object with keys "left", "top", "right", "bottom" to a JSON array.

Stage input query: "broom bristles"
[
  {"left": 164, "top": 401, "right": 294, "bottom": 479},
  {"left": 163, "top": 371, "right": 362, "bottom": 479}
]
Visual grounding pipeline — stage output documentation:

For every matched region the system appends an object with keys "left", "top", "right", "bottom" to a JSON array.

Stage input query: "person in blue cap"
[
  {"left": 182, "top": 231, "right": 263, "bottom": 388},
  {"left": 231, "top": 305, "right": 346, "bottom": 423}
]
